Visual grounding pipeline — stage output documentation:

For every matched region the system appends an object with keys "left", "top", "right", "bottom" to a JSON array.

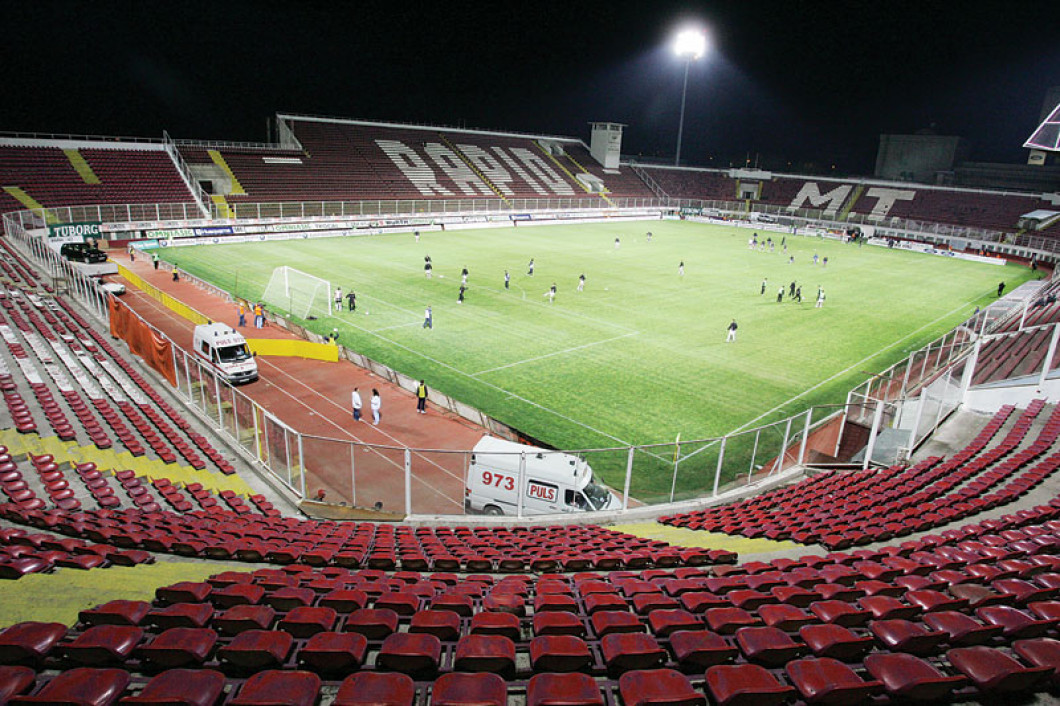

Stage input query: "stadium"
[{"left": 3, "top": 5, "right": 1060, "bottom": 704}]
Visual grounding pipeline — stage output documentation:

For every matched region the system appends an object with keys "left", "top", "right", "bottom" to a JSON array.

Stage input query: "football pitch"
[{"left": 165, "top": 220, "right": 1034, "bottom": 498}]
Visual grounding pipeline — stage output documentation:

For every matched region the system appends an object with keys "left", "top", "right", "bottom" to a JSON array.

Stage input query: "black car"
[{"left": 60, "top": 242, "right": 108, "bottom": 264}]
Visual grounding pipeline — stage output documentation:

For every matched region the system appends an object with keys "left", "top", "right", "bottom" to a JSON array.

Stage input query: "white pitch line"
[
  {"left": 370, "top": 321, "right": 422, "bottom": 333},
  {"left": 727, "top": 300, "right": 979, "bottom": 437},
  {"left": 340, "top": 318, "right": 634, "bottom": 446},
  {"left": 471, "top": 332, "right": 640, "bottom": 377}
]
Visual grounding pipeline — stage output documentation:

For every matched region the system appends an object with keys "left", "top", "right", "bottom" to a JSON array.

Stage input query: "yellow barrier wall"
[
  {"left": 117, "top": 263, "right": 210, "bottom": 326},
  {"left": 246, "top": 338, "right": 339, "bottom": 362}
]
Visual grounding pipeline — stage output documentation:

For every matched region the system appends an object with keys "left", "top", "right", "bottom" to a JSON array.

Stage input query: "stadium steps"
[
  {"left": 533, "top": 140, "right": 614, "bottom": 206},
  {"left": 207, "top": 150, "right": 246, "bottom": 195},
  {"left": 62, "top": 149, "right": 101, "bottom": 184},
  {"left": 838, "top": 183, "right": 864, "bottom": 221},
  {"left": 435, "top": 134, "right": 510, "bottom": 204},
  {"left": 0, "top": 427, "right": 254, "bottom": 497},
  {"left": 1, "top": 187, "right": 57, "bottom": 224},
  {"left": 558, "top": 148, "right": 613, "bottom": 196},
  {"left": 210, "top": 194, "right": 234, "bottom": 218}
]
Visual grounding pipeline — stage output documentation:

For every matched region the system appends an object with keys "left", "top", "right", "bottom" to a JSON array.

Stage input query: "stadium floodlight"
[{"left": 673, "top": 27, "right": 708, "bottom": 167}]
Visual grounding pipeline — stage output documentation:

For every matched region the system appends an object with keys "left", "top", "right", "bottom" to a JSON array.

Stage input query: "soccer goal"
[{"left": 262, "top": 266, "right": 332, "bottom": 320}]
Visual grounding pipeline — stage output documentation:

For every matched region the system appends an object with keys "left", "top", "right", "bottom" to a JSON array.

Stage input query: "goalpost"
[{"left": 262, "top": 266, "right": 333, "bottom": 320}]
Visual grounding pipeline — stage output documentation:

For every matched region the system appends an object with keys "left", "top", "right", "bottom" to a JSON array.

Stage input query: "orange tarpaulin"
[{"left": 108, "top": 295, "right": 177, "bottom": 386}]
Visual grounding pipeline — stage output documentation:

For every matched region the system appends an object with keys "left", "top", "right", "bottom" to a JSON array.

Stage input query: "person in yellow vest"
[
  {"left": 238, "top": 302, "right": 246, "bottom": 327},
  {"left": 416, "top": 380, "right": 428, "bottom": 414}
]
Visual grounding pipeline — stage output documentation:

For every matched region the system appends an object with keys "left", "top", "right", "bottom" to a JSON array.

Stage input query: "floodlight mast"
[{"left": 673, "top": 28, "right": 707, "bottom": 167}]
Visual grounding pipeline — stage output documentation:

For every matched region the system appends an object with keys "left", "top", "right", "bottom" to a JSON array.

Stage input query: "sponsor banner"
[
  {"left": 193, "top": 226, "right": 234, "bottom": 236},
  {"left": 48, "top": 221, "right": 102, "bottom": 240}
]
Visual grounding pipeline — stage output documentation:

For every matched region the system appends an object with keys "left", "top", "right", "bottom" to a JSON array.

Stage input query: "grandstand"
[{"left": 4, "top": 110, "right": 1060, "bottom": 705}]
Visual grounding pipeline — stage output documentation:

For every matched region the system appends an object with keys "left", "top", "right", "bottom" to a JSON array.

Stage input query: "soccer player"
[
  {"left": 458, "top": 285, "right": 466, "bottom": 304},
  {"left": 423, "top": 305, "right": 433, "bottom": 329},
  {"left": 334, "top": 287, "right": 342, "bottom": 312},
  {"left": 726, "top": 319, "right": 738, "bottom": 342},
  {"left": 761, "top": 278, "right": 768, "bottom": 295},
  {"left": 777, "top": 287, "right": 784, "bottom": 303},
  {"left": 527, "top": 259, "right": 534, "bottom": 276},
  {"left": 545, "top": 283, "right": 557, "bottom": 303},
  {"left": 577, "top": 274, "right": 585, "bottom": 292},
  {"left": 789, "top": 281, "right": 796, "bottom": 298},
  {"left": 646, "top": 231, "right": 652, "bottom": 243},
  {"left": 614, "top": 237, "right": 620, "bottom": 250},
  {"left": 504, "top": 270, "right": 510, "bottom": 289},
  {"left": 461, "top": 267, "right": 469, "bottom": 286},
  {"left": 346, "top": 290, "right": 356, "bottom": 312},
  {"left": 678, "top": 261, "right": 684, "bottom": 276},
  {"left": 795, "top": 286, "right": 802, "bottom": 303},
  {"left": 816, "top": 288, "right": 825, "bottom": 308},
  {"left": 998, "top": 281, "right": 1006, "bottom": 297}
]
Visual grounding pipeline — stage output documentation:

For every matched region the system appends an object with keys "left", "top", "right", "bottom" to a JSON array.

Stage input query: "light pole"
[{"left": 673, "top": 28, "right": 706, "bottom": 167}]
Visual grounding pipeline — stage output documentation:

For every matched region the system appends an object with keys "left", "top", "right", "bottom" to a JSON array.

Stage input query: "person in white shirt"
[
  {"left": 371, "top": 389, "right": 381, "bottom": 425},
  {"left": 351, "top": 387, "right": 363, "bottom": 422}
]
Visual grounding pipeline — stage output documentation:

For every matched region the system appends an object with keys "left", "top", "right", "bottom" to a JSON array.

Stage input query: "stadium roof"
[{"left": 1025, "top": 101, "right": 1060, "bottom": 152}]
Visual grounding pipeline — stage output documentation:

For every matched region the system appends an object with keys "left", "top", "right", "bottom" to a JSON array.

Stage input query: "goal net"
[{"left": 262, "top": 266, "right": 332, "bottom": 320}]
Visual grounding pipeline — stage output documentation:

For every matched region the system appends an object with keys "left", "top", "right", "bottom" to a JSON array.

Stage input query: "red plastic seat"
[
  {"left": 618, "top": 668, "right": 705, "bottom": 706},
  {"left": 453, "top": 634, "right": 516, "bottom": 674},
  {"left": 734, "top": 626, "right": 806, "bottom": 667},
  {"left": 138, "top": 627, "right": 217, "bottom": 669},
  {"left": 63, "top": 625, "right": 143, "bottom": 666},
  {"left": 527, "top": 672, "right": 603, "bottom": 706},
  {"left": 376, "top": 632, "right": 442, "bottom": 677},
  {"left": 408, "top": 610, "right": 461, "bottom": 641},
  {"left": 229, "top": 670, "right": 320, "bottom": 706},
  {"left": 0, "top": 665, "right": 35, "bottom": 703},
  {"left": 119, "top": 668, "right": 225, "bottom": 706},
  {"left": 333, "top": 671, "right": 415, "bottom": 706},
  {"left": 533, "top": 611, "right": 585, "bottom": 637},
  {"left": 591, "top": 610, "right": 644, "bottom": 637},
  {"left": 298, "top": 631, "right": 368, "bottom": 674},
  {"left": 0, "top": 621, "right": 67, "bottom": 663},
  {"left": 470, "top": 612, "right": 521, "bottom": 641},
  {"left": 868, "top": 619, "right": 946, "bottom": 656},
  {"left": 343, "top": 608, "right": 399, "bottom": 640},
  {"left": 217, "top": 629, "right": 293, "bottom": 670},
  {"left": 213, "top": 605, "right": 276, "bottom": 636},
  {"left": 798, "top": 623, "right": 873, "bottom": 662},
  {"left": 669, "top": 630, "right": 737, "bottom": 670},
  {"left": 785, "top": 657, "right": 883, "bottom": 705},
  {"left": 318, "top": 588, "right": 368, "bottom": 613},
  {"left": 858, "top": 595, "right": 919, "bottom": 620},
  {"left": 78, "top": 600, "right": 151, "bottom": 627},
  {"left": 704, "top": 607, "right": 758, "bottom": 635},
  {"left": 864, "top": 652, "right": 967, "bottom": 700},
  {"left": 278, "top": 606, "right": 338, "bottom": 637},
  {"left": 758, "top": 604, "right": 816, "bottom": 631},
  {"left": 948, "top": 645, "right": 1052, "bottom": 694},
  {"left": 600, "top": 632, "right": 666, "bottom": 675},
  {"left": 922, "top": 611, "right": 1004, "bottom": 646},
  {"left": 904, "top": 589, "right": 969, "bottom": 613},
  {"left": 431, "top": 672, "right": 506, "bottom": 706},
  {"left": 529, "top": 635, "right": 592, "bottom": 673},
  {"left": 155, "top": 581, "right": 212, "bottom": 604},
  {"left": 211, "top": 583, "right": 265, "bottom": 608},
  {"left": 704, "top": 663, "right": 796, "bottom": 706},
  {"left": 808, "top": 601, "right": 870, "bottom": 627},
  {"left": 976, "top": 605, "right": 1054, "bottom": 638},
  {"left": 1013, "top": 638, "right": 1060, "bottom": 688},
  {"left": 647, "top": 609, "right": 701, "bottom": 636},
  {"left": 9, "top": 667, "right": 130, "bottom": 705}
]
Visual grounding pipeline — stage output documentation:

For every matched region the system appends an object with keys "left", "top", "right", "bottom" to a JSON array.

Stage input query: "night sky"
[{"left": 3, "top": 0, "right": 1058, "bottom": 175}]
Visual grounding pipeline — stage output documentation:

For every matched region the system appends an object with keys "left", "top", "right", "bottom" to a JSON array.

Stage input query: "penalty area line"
[{"left": 471, "top": 332, "right": 640, "bottom": 377}]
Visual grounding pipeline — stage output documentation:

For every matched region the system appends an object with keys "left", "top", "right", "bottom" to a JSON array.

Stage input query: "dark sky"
[{"left": 3, "top": 0, "right": 1058, "bottom": 174}]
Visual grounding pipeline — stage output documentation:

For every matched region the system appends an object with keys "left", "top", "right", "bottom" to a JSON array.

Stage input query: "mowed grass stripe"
[{"left": 166, "top": 220, "right": 1034, "bottom": 495}]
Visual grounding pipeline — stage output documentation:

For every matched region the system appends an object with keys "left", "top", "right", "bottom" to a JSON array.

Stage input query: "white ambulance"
[
  {"left": 192, "top": 323, "right": 258, "bottom": 384},
  {"left": 465, "top": 436, "right": 619, "bottom": 516}
]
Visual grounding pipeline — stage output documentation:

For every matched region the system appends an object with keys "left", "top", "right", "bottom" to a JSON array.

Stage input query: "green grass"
[{"left": 164, "top": 220, "right": 1034, "bottom": 497}]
